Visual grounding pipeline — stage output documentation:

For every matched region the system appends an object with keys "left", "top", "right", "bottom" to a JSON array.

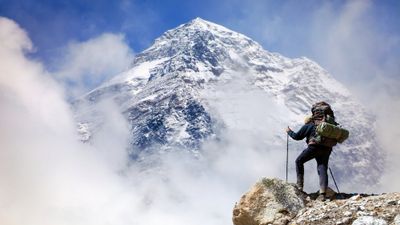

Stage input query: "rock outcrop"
[
  {"left": 233, "top": 178, "right": 400, "bottom": 225},
  {"left": 233, "top": 178, "right": 307, "bottom": 225}
]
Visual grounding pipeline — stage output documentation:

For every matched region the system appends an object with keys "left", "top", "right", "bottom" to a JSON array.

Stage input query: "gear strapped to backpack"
[{"left": 309, "top": 102, "right": 349, "bottom": 147}]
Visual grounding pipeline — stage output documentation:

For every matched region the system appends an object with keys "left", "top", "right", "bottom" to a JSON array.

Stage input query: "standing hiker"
[{"left": 286, "top": 102, "right": 340, "bottom": 201}]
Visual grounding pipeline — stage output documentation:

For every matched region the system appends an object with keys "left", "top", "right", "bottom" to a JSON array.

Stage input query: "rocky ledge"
[{"left": 232, "top": 178, "right": 400, "bottom": 225}]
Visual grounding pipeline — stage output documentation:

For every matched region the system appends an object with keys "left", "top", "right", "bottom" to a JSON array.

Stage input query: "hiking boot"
[
  {"left": 316, "top": 193, "right": 326, "bottom": 201},
  {"left": 296, "top": 176, "right": 304, "bottom": 191}
]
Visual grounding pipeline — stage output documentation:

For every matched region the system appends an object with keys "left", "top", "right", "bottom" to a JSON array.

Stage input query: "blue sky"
[
  {"left": 1, "top": 0, "right": 399, "bottom": 95},
  {"left": 1, "top": 1, "right": 398, "bottom": 58}
]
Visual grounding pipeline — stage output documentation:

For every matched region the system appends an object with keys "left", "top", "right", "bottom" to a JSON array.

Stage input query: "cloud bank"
[
  {"left": 0, "top": 17, "right": 134, "bottom": 225},
  {"left": 308, "top": 1, "right": 400, "bottom": 191},
  {"left": 0, "top": 16, "right": 291, "bottom": 225},
  {"left": 54, "top": 33, "right": 134, "bottom": 97},
  {"left": 218, "top": 0, "right": 400, "bottom": 192}
]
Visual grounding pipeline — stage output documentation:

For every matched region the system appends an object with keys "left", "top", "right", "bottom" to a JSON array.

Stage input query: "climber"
[{"left": 286, "top": 102, "right": 336, "bottom": 201}]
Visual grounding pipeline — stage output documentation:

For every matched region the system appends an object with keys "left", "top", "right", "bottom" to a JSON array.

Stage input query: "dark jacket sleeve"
[{"left": 288, "top": 124, "right": 313, "bottom": 141}]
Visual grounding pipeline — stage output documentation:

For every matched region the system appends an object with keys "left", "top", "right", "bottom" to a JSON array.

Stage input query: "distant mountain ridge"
[{"left": 74, "top": 18, "right": 384, "bottom": 187}]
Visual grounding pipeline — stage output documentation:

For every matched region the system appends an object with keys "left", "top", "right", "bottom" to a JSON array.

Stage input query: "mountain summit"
[{"left": 74, "top": 18, "right": 384, "bottom": 188}]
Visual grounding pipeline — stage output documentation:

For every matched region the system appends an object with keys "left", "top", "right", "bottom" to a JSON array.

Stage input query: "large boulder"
[{"left": 232, "top": 178, "right": 307, "bottom": 225}]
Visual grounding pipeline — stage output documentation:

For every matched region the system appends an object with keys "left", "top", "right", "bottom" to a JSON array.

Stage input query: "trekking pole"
[
  {"left": 329, "top": 167, "right": 340, "bottom": 194},
  {"left": 286, "top": 132, "right": 289, "bottom": 182}
]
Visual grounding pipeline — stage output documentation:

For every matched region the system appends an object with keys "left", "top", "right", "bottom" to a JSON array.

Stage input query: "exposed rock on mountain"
[{"left": 233, "top": 178, "right": 400, "bottom": 225}]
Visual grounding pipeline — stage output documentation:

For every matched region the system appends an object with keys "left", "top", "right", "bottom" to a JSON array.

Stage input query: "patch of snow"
[
  {"left": 137, "top": 93, "right": 158, "bottom": 103},
  {"left": 105, "top": 58, "right": 168, "bottom": 86}
]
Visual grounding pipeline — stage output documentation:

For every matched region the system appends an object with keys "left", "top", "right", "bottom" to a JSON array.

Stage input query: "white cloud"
[
  {"left": 0, "top": 17, "right": 72, "bottom": 132},
  {"left": 0, "top": 16, "right": 289, "bottom": 225},
  {"left": 309, "top": 1, "right": 397, "bottom": 85},
  {"left": 220, "top": 0, "right": 400, "bottom": 192},
  {"left": 0, "top": 17, "right": 134, "bottom": 225},
  {"left": 307, "top": 1, "right": 400, "bottom": 191},
  {"left": 55, "top": 33, "right": 134, "bottom": 97},
  {"left": 0, "top": 17, "right": 32, "bottom": 52}
]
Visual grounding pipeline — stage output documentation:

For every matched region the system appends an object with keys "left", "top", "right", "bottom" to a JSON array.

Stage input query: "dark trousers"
[{"left": 295, "top": 145, "right": 332, "bottom": 192}]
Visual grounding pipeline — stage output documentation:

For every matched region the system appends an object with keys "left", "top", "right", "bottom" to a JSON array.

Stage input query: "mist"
[
  {"left": 0, "top": 17, "right": 136, "bottom": 225},
  {"left": 0, "top": 16, "right": 297, "bottom": 225},
  {"left": 308, "top": 1, "right": 400, "bottom": 191},
  {"left": 1, "top": 2, "right": 398, "bottom": 222},
  {"left": 220, "top": 0, "right": 399, "bottom": 191},
  {"left": 54, "top": 33, "right": 134, "bottom": 98}
]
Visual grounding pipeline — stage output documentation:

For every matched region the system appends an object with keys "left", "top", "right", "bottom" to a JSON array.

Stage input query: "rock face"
[
  {"left": 233, "top": 178, "right": 400, "bottom": 225},
  {"left": 233, "top": 178, "right": 307, "bottom": 225}
]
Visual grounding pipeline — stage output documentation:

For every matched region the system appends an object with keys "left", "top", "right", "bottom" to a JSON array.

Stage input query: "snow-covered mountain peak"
[
  {"left": 159, "top": 17, "right": 254, "bottom": 44},
  {"left": 75, "top": 18, "right": 384, "bottom": 188},
  {"left": 185, "top": 17, "right": 230, "bottom": 32},
  {"left": 135, "top": 17, "right": 265, "bottom": 66}
]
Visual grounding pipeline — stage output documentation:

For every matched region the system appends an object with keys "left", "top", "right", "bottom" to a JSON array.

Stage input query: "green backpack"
[{"left": 316, "top": 122, "right": 349, "bottom": 144}]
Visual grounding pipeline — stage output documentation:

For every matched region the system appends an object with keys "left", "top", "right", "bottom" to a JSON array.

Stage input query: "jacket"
[{"left": 287, "top": 123, "right": 316, "bottom": 144}]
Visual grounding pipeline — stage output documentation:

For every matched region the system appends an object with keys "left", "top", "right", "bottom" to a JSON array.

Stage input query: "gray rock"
[
  {"left": 352, "top": 216, "right": 387, "bottom": 225},
  {"left": 357, "top": 211, "right": 371, "bottom": 217},
  {"left": 337, "top": 217, "right": 352, "bottom": 225},
  {"left": 350, "top": 195, "right": 362, "bottom": 201},
  {"left": 394, "top": 214, "right": 400, "bottom": 225},
  {"left": 344, "top": 211, "right": 352, "bottom": 217},
  {"left": 386, "top": 200, "right": 397, "bottom": 206},
  {"left": 232, "top": 178, "right": 306, "bottom": 225}
]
